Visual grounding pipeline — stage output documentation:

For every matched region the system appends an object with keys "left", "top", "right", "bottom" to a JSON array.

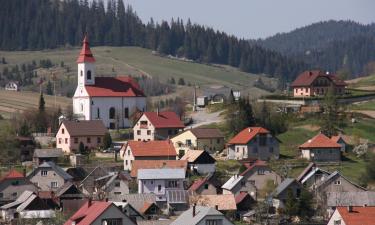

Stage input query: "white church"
[{"left": 73, "top": 36, "right": 146, "bottom": 129}]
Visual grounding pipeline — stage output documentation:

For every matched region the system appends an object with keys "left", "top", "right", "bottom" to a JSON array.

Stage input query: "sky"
[{"left": 124, "top": 0, "right": 375, "bottom": 39}]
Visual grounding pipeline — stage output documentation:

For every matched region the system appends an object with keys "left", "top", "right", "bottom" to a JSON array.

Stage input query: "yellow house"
[{"left": 171, "top": 128, "right": 224, "bottom": 158}]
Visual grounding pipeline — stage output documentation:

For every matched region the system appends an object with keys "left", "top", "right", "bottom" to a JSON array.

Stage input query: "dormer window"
[{"left": 87, "top": 70, "right": 92, "bottom": 80}]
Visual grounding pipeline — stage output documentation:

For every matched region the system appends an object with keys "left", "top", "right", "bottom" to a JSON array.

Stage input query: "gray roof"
[
  {"left": 137, "top": 220, "right": 172, "bottom": 225},
  {"left": 138, "top": 168, "right": 185, "bottom": 180},
  {"left": 34, "top": 161, "right": 73, "bottom": 180},
  {"left": 170, "top": 206, "right": 231, "bottom": 225},
  {"left": 327, "top": 191, "right": 375, "bottom": 207},
  {"left": 317, "top": 171, "right": 366, "bottom": 191},
  {"left": 166, "top": 190, "right": 189, "bottom": 204},
  {"left": 202, "top": 86, "right": 232, "bottom": 99},
  {"left": 221, "top": 175, "right": 243, "bottom": 190},
  {"left": 300, "top": 167, "right": 331, "bottom": 184},
  {"left": 110, "top": 193, "right": 156, "bottom": 212},
  {"left": 1, "top": 191, "right": 34, "bottom": 209},
  {"left": 273, "top": 178, "right": 296, "bottom": 197},
  {"left": 33, "top": 148, "right": 63, "bottom": 158}
]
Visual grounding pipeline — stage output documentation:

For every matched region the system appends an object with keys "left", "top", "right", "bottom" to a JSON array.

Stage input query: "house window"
[
  {"left": 204, "top": 184, "right": 209, "bottom": 189},
  {"left": 236, "top": 147, "right": 239, "bottom": 153},
  {"left": 124, "top": 107, "right": 129, "bottom": 119},
  {"left": 58, "top": 138, "right": 62, "bottom": 144},
  {"left": 41, "top": 170, "right": 48, "bottom": 176},
  {"left": 158, "top": 185, "right": 162, "bottom": 192},
  {"left": 179, "top": 150, "right": 184, "bottom": 158},
  {"left": 114, "top": 192, "right": 121, "bottom": 195},
  {"left": 334, "top": 220, "right": 342, "bottom": 225},
  {"left": 0, "top": 193, "right": 3, "bottom": 198},
  {"left": 102, "top": 219, "right": 122, "bottom": 225},
  {"left": 62, "top": 128, "right": 64, "bottom": 134},
  {"left": 109, "top": 107, "right": 116, "bottom": 119},
  {"left": 147, "top": 130, "right": 151, "bottom": 135},
  {"left": 97, "top": 108, "right": 100, "bottom": 118},
  {"left": 206, "top": 219, "right": 222, "bottom": 225},
  {"left": 249, "top": 180, "right": 255, "bottom": 185},
  {"left": 74, "top": 138, "right": 78, "bottom": 144},
  {"left": 87, "top": 137, "right": 91, "bottom": 143},
  {"left": 65, "top": 138, "right": 68, "bottom": 144},
  {"left": 167, "top": 180, "right": 178, "bottom": 188},
  {"left": 334, "top": 180, "right": 341, "bottom": 185},
  {"left": 186, "top": 139, "right": 192, "bottom": 146},
  {"left": 12, "top": 192, "right": 17, "bottom": 197},
  {"left": 87, "top": 70, "right": 92, "bottom": 80},
  {"left": 97, "top": 137, "right": 101, "bottom": 144},
  {"left": 128, "top": 150, "right": 130, "bottom": 155},
  {"left": 109, "top": 123, "right": 115, "bottom": 129},
  {"left": 258, "top": 169, "right": 265, "bottom": 175},
  {"left": 137, "top": 130, "right": 141, "bottom": 135},
  {"left": 51, "top": 182, "right": 58, "bottom": 188},
  {"left": 80, "top": 70, "right": 83, "bottom": 77},
  {"left": 115, "top": 181, "right": 120, "bottom": 187}
]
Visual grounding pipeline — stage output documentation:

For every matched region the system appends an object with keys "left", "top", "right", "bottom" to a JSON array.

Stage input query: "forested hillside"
[{"left": 0, "top": 0, "right": 306, "bottom": 82}]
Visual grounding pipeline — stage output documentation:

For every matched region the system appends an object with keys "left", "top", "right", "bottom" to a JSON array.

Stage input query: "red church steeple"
[{"left": 76, "top": 35, "right": 96, "bottom": 63}]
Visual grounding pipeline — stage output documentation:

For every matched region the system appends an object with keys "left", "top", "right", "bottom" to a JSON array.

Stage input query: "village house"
[
  {"left": 235, "top": 192, "right": 256, "bottom": 215},
  {"left": 133, "top": 111, "right": 185, "bottom": 141},
  {"left": 122, "top": 140, "right": 177, "bottom": 171},
  {"left": 171, "top": 128, "right": 225, "bottom": 156},
  {"left": 331, "top": 135, "right": 348, "bottom": 152},
  {"left": 271, "top": 178, "right": 303, "bottom": 209},
  {"left": 137, "top": 168, "right": 185, "bottom": 202},
  {"left": 79, "top": 166, "right": 111, "bottom": 197},
  {"left": 201, "top": 85, "right": 238, "bottom": 105},
  {"left": 189, "top": 174, "right": 222, "bottom": 195},
  {"left": 4, "top": 81, "right": 18, "bottom": 91},
  {"left": 28, "top": 161, "right": 73, "bottom": 191},
  {"left": 73, "top": 36, "right": 146, "bottom": 129},
  {"left": 299, "top": 133, "right": 342, "bottom": 162},
  {"left": 0, "top": 190, "right": 55, "bottom": 222},
  {"left": 54, "top": 182, "right": 86, "bottom": 214},
  {"left": 327, "top": 206, "right": 375, "bottom": 225},
  {"left": 0, "top": 170, "right": 38, "bottom": 206},
  {"left": 170, "top": 205, "right": 235, "bottom": 225},
  {"left": 111, "top": 193, "right": 159, "bottom": 219},
  {"left": 64, "top": 200, "right": 137, "bottom": 225},
  {"left": 180, "top": 150, "right": 216, "bottom": 174},
  {"left": 33, "top": 148, "right": 63, "bottom": 166},
  {"left": 227, "top": 127, "right": 280, "bottom": 161},
  {"left": 291, "top": 70, "right": 347, "bottom": 97},
  {"left": 112, "top": 201, "right": 145, "bottom": 222},
  {"left": 130, "top": 160, "right": 187, "bottom": 178},
  {"left": 56, "top": 119, "right": 107, "bottom": 154},
  {"left": 297, "top": 163, "right": 331, "bottom": 190},
  {"left": 192, "top": 194, "right": 237, "bottom": 213},
  {"left": 101, "top": 171, "right": 131, "bottom": 199}
]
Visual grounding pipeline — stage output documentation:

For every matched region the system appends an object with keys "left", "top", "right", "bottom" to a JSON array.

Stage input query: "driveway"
[{"left": 188, "top": 109, "right": 224, "bottom": 128}]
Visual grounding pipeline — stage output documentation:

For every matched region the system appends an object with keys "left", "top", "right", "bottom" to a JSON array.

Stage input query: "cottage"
[
  {"left": 133, "top": 111, "right": 185, "bottom": 141},
  {"left": 79, "top": 166, "right": 110, "bottom": 196},
  {"left": 170, "top": 205, "right": 234, "bottom": 225},
  {"left": 327, "top": 206, "right": 375, "bottom": 225},
  {"left": 56, "top": 120, "right": 107, "bottom": 154},
  {"left": 271, "top": 178, "right": 303, "bottom": 209},
  {"left": 299, "top": 133, "right": 342, "bottom": 162},
  {"left": 55, "top": 182, "right": 86, "bottom": 214},
  {"left": 130, "top": 160, "right": 187, "bottom": 178},
  {"left": 33, "top": 148, "right": 63, "bottom": 166},
  {"left": 137, "top": 168, "right": 185, "bottom": 202},
  {"left": 171, "top": 128, "right": 225, "bottom": 156},
  {"left": 297, "top": 163, "right": 331, "bottom": 189},
  {"left": 112, "top": 201, "right": 144, "bottom": 222},
  {"left": 291, "top": 70, "right": 346, "bottom": 97},
  {"left": 101, "top": 171, "right": 131, "bottom": 199},
  {"left": 64, "top": 200, "right": 137, "bottom": 225},
  {"left": 188, "top": 174, "right": 222, "bottom": 195},
  {"left": 122, "top": 140, "right": 177, "bottom": 171},
  {"left": 0, "top": 191, "right": 55, "bottom": 222},
  {"left": 192, "top": 194, "right": 237, "bottom": 213},
  {"left": 202, "top": 85, "right": 237, "bottom": 104},
  {"left": 180, "top": 150, "right": 216, "bottom": 174},
  {"left": 73, "top": 36, "right": 146, "bottom": 129},
  {"left": 227, "top": 127, "right": 280, "bottom": 160},
  {"left": 331, "top": 135, "right": 347, "bottom": 152},
  {"left": 111, "top": 193, "right": 158, "bottom": 218},
  {"left": 28, "top": 161, "right": 73, "bottom": 191},
  {"left": 235, "top": 192, "right": 255, "bottom": 213},
  {"left": 0, "top": 170, "right": 38, "bottom": 206},
  {"left": 4, "top": 81, "right": 18, "bottom": 91}
]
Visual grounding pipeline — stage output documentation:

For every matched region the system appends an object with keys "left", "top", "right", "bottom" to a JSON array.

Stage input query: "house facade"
[
  {"left": 171, "top": 128, "right": 225, "bottom": 157},
  {"left": 299, "top": 133, "right": 342, "bottom": 162},
  {"left": 291, "top": 70, "right": 346, "bottom": 98},
  {"left": 72, "top": 36, "right": 146, "bottom": 129},
  {"left": 181, "top": 150, "right": 216, "bottom": 174},
  {"left": 28, "top": 161, "right": 73, "bottom": 191},
  {"left": 101, "top": 171, "right": 131, "bottom": 199},
  {"left": 272, "top": 178, "right": 303, "bottom": 209},
  {"left": 56, "top": 120, "right": 107, "bottom": 154},
  {"left": 137, "top": 168, "right": 185, "bottom": 202},
  {"left": 227, "top": 127, "right": 280, "bottom": 160},
  {"left": 133, "top": 111, "right": 185, "bottom": 141},
  {"left": 122, "top": 140, "right": 177, "bottom": 171}
]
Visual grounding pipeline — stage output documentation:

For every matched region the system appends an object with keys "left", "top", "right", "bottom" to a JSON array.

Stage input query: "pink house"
[{"left": 56, "top": 120, "right": 107, "bottom": 154}]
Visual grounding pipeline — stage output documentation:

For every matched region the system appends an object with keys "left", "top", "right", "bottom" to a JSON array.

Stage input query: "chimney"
[
  {"left": 192, "top": 204, "right": 196, "bottom": 217},
  {"left": 215, "top": 205, "right": 218, "bottom": 210},
  {"left": 88, "top": 197, "right": 92, "bottom": 207},
  {"left": 248, "top": 128, "right": 252, "bottom": 133},
  {"left": 347, "top": 205, "right": 353, "bottom": 213}
]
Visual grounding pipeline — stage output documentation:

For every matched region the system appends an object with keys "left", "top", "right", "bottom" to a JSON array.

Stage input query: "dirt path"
[
  {"left": 188, "top": 109, "right": 225, "bottom": 128},
  {"left": 352, "top": 110, "right": 375, "bottom": 119}
]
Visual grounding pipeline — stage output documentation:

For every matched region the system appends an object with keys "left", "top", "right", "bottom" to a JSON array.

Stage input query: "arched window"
[
  {"left": 87, "top": 70, "right": 92, "bottom": 80},
  {"left": 80, "top": 71, "right": 83, "bottom": 77},
  {"left": 80, "top": 103, "right": 84, "bottom": 112},
  {"left": 109, "top": 107, "right": 116, "bottom": 119}
]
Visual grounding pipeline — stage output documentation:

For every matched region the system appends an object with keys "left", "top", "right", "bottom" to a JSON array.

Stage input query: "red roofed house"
[
  {"left": 121, "top": 140, "right": 177, "bottom": 170},
  {"left": 291, "top": 70, "right": 346, "bottom": 98},
  {"left": 73, "top": 35, "right": 146, "bottom": 129},
  {"left": 327, "top": 206, "right": 375, "bottom": 225},
  {"left": 299, "top": 133, "right": 342, "bottom": 162},
  {"left": 227, "top": 127, "right": 280, "bottom": 161},
  {"left": 133, "top": 111, "right": 185, "bottom": 141},
  {"left": 64, "top": 200, "right": 136, "bottom": 225}
]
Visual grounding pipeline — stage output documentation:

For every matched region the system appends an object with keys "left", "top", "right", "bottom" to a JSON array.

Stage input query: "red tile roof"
[
  {"left": 127, "top": 140, "right": 177, "bottom": 157},
  {"left": 85, "top": 76, "right": 145, "bottom": 97},
  {"left": 336, "top": 206, "right": 375, "bottom": 225},
  {"left": 228, "top": 127, "right": 270, "bottom": 145},
  {"left": 0, "top": 169, "right": 24, "bottom": 181},
  {"left": 64, "top": 201, "right": 112, "bottom": 225},
  {"left": 299, "top": 133, "right": 341, "bottom": 149},
  {"left": 130, "top": 160, "right": 187, "bottom": 177},
  {"left": 140, "top": 202, "right": 153, "bottom": 214},
  {"left": 291, "top": 70, "right": 346, "bottom": 87},
  {"left": 189, "top": 177, "right": 208, "bottom": 192},
  {"left": 240, "top": 160, "right": 268, "bottom": 176},
  {"left": 235, "top": 192, "right": 250, "bottom": 204},
  {"left": 77, "top": 35, "right": 96, "bottom": 63},
  {"left": 331, "top": 135, "right": 347, "bottom": 144},
  {"left": 142, "top": 111, "right": 184, "bottom": 128}
]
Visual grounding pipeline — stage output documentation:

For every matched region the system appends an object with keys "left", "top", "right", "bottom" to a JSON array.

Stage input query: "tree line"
[{"left": 0, "top": 0, "right": 306, "bottom": 81}]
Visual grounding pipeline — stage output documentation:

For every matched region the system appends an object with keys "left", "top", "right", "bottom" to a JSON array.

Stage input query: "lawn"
[{"left": 350, "top": 100, "right": 375, "bottom": 111}]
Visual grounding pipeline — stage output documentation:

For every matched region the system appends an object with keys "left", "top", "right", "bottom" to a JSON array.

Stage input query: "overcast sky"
[{"left": 124, "top": 0, "right": 375, "bottom": 39}]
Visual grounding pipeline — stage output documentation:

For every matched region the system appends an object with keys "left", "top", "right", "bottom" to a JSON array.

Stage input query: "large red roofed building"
[
  {"left": 327, "top": 206, "right": 375, "bottom": 225},
  {"left": 299, "top": 133, "right": 342, "bottom": 162},
  {"left": 133, "top": 111, "right": 185, "bottom": 141},
  {"left": 227, "top": 127, "right": 280, "bottom": 161},
  {"left": 291, "top": 70, "right": 346, "bottom": 97},
  {"left": 73, "top": 35, "right": 146, "bottom": 129}
]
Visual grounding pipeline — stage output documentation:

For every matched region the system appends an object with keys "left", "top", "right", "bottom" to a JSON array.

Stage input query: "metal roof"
[
  {"left": 221, "top": 175, "right": 243, "bottom": 190},
  {"left": 170, "top": 206, "right": 230, "bottom": 225},
  {"left": 37, "top": 161, "right": 73, "bottom": 180},
  {"left": 137, "top": 168, "right": 185, "bottom": 180}
]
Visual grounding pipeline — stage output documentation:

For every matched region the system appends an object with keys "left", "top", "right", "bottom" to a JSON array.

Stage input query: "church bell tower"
[{"left": 77, "top": 35, "right": 96, "bottom": 87}]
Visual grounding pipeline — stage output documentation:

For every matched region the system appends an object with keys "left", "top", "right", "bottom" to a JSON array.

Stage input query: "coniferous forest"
[{"left": 0, "top": 0, "right": 306, "bottom": 82}]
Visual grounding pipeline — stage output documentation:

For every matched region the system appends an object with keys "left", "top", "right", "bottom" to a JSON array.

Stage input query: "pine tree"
[
  {"left": 177, "top": 78, "right": 185, "bottom": 85},
  {"left": 103, "top": 132, "right": 112, "bottom": 149},
  {"left": 284, "top": 189, "right": 298, "bottom": 217},
  {"left": 39, "top": 92, "right": 45, "bottom": 112}
]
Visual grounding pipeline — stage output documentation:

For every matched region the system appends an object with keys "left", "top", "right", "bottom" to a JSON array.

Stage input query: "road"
[{"left": 188, "top": 109, "right": 225, "bottom": 129}]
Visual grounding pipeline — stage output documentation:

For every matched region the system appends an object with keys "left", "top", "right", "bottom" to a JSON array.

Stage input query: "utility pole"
[{"left": 52, "top": 72, "right": 56, "bottom": 109}]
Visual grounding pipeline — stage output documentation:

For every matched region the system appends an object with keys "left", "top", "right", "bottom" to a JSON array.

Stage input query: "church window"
[
  {"left": 87, "top": 70, "right": 92, "bottom": 80},
  {"left": 80, "top": 71, "right": 83, "bottom": 77},
  {"left": 109, "top": 107, "right": 116, "bottom": 119},
  {"left": 97, "top": 108, "right": 100, "bottom": 118},
  {"left": 124, "top": 107, "right": 129, "bottom": 118},
  {"left": 81, "top": 104, "right": 84, "bottom": 112}
]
